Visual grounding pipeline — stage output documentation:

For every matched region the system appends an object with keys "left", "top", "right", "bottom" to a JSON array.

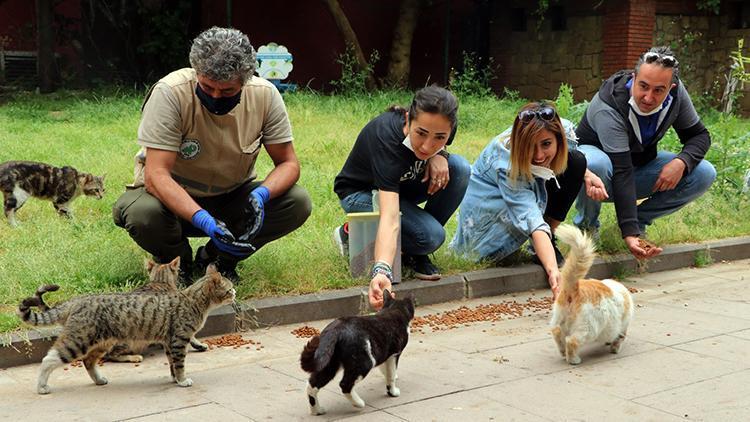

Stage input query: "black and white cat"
[{"left": 300, "top": 290, "right": 415, "bottom": 415}]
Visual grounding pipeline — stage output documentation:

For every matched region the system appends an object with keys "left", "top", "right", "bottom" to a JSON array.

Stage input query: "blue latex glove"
[
  {"left": 240, "top": 186, "right": 270, "bottom": 242},
  {"left": 191, "top": 209, "right": 255, "bottom": 257}
]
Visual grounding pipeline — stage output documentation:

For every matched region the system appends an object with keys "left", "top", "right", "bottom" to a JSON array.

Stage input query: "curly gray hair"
[{"left": 189, "top": 27, "right": 257, "bottom": 83}]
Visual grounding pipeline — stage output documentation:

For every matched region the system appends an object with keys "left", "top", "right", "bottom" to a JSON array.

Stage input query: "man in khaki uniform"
[{"left": 113, "top": 27, "right": 311, "bottom": 281}]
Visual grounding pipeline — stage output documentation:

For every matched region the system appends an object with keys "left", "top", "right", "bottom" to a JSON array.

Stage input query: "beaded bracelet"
[{"left": 370, "top": 261, "right": 394, "bottom": 283}]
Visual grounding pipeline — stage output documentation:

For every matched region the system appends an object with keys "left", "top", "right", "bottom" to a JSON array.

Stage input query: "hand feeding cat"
[
  {"left": 18, "top": 264, "right": 235, "bottom": 394},
  {"left": 550, "top": 224, "right": 634, "bottom": 365},
  {"left": 0, "top": 160, "right": 105, "bottom": 227},
  {"left": 300, "top": 290, "right": 414, "bottom": 415}
]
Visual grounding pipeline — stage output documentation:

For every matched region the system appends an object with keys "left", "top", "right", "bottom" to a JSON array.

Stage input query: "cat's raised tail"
[
  {"left": 300, "top": 320, "right": 342, "bottom": 373},
  {"left": 555, "top": 224, "right": 596, "bottom": 294},
  {"left": 17, "top": 284, "right": 69, "bottom": 325}
]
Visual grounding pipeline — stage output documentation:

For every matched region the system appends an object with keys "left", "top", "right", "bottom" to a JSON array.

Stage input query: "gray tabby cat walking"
[
  {"left": 105, "top": 257, "right": 209, "bottom": 363},
  {"left": 18, "top": 265, "right": 235, "bottom": 394},
  {"left": 0, "top": 160, "right": 105, "bottom": 227}
]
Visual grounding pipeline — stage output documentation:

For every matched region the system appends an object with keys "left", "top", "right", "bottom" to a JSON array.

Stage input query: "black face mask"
[{"left": 195, "top": 84, "right": 242, "bottom": 115}]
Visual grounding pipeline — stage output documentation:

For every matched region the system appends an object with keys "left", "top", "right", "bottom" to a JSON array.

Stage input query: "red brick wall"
[{"left": 602, "top": 0, "right": 656, "bottom": 76}]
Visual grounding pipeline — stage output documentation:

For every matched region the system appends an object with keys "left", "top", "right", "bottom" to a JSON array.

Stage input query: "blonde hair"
[{"left": 508, "top": 102, "right": 568, "bottom": 182}]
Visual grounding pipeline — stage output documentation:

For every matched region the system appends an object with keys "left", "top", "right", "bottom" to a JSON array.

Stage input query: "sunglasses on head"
[
  {"left": 518, "top": 105, "right": 556, "bottom": 123},
  {"left": 643, "top": 51, "right": 678, "bottom": 67}
]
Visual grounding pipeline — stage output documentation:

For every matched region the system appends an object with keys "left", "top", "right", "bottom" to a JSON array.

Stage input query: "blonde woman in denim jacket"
[{"left": 450, "top": 103, "right": 607, "bottom": 298}]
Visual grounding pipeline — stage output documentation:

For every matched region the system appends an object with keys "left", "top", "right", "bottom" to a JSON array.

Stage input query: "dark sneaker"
[
  {"left": 194, "top": 246, "right": 240, "bottom": 282},
  {"left": 193, "top": 246, "right": 214, "bottom": 276},
  {"left": 333, "top": 223, "right": 349, "bottom": 258},
  {"left": 403, "top": 254, "right": 441, "bottom": 281},
  {"left": 528, "top": 237, "right": 565, "bottom": 267},
  {"left": 215, "top": 257, "right": 240, "bottom": 283}
]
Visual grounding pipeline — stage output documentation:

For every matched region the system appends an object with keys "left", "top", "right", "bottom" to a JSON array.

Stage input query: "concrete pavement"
[{"left": 1, "top": 259, "right": 748, "bottom": 421}]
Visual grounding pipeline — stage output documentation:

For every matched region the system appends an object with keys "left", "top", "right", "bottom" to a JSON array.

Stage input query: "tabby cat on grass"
[
  {"left": 0, "top": 160, "right": 105, "bottom": 227},
  {"left": 300, "top": 290, "right": 415, "bottom": 415},
  {"left": 18, "top": 264, "right": 235, "bottom": 394},
  {"left": 550, "top": 224, "right": 635, "bottom": 365}
]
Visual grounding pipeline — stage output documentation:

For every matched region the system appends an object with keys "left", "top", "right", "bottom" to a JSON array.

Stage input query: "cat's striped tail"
[
  {"left": 555, "top": 224, "right": 596, "bottom": 294},
  {"left": 17, "top": 284, "right": 68, "bottom": 325}
]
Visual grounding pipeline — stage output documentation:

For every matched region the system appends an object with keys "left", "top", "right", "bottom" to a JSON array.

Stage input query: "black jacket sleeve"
[
  {"left": 675, "top": 121, "right": 711, "bottom": 174},
  {"left": 608, "top": 151, "right": 641, "bottom": 238}
]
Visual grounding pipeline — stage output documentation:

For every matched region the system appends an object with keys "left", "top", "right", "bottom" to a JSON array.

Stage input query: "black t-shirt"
[{"left": 334, "top": 110, "right": 426, "bottom": 200}]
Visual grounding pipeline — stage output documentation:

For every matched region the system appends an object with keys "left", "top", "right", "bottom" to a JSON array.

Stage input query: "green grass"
[{"left": 1, "top": 88, "right": 749, "bottom": 333}]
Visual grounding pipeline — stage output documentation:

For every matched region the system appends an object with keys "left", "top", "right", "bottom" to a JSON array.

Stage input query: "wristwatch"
[{"left": 436, "top": 149, "right": 450, "bottom": 159}]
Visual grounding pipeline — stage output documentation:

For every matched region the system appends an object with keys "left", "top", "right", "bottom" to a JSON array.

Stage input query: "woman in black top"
[{"left": 333, "top": 86, "right": 471, "bottom": 308}]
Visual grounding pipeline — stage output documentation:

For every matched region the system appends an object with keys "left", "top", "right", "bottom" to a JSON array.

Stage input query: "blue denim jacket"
[{"left": 449, "top": 120, "right": 578, "bottom": 262}]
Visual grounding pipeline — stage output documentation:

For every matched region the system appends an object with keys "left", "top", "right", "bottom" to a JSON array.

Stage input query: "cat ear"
[
  {"left": 145, "top": 259, "right": 156, "bottom": 272},
  {"left": 169, "top": 256, "right": 181, "bottom": 271},
  {"left": 383, "top": 289, "right": 395, "bottom": 307},
  {"left": 206, "top": 263, "right": 218, "bottom": 275}
]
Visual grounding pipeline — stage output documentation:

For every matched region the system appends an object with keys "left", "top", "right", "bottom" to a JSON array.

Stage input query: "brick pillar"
[{"left": 601, "top": 0, "right": 656, "bottom": 77}]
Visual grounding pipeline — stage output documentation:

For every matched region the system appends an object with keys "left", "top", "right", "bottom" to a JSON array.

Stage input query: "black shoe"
[
  {"left": 215, "top": 257, "right": 240, "bottom": 283},
  {"left": 193, "top": 246, "right": 214, "bottom": 277},
  {"left": 529, "top": 237, "right": 565, "bottom": 267},
  {"left": 333, "top": 223, "right": 349, "bottom": 258},
  {"left": 403, "top": 254, "right": 441, "bottom": 281},
  {"left": 194, "top": 246, "right": 240, "bottom": 282}
]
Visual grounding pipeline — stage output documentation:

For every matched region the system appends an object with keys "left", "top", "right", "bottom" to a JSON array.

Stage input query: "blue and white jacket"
[{"left": 450, "top": 120, "right": 577, "bottom": 261}]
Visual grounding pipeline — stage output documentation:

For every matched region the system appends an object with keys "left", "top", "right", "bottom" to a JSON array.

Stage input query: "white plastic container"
[{"left": 347, "top": 211, "right": 402, "bottom": 284}]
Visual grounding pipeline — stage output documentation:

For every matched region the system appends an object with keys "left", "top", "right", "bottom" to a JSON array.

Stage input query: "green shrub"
[{"left": 449, "top": 52, "right": 497, "bottom": 99}]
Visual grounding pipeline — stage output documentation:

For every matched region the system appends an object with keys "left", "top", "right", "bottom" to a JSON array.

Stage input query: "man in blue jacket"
[{"left": 574, "top": 46, "right": 716, "bottom": 259}]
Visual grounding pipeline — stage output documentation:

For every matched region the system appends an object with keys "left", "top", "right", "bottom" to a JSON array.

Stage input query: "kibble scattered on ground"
[
  {"left": 291, "top": 325, "right": 320, "bottom": 338},
  {"left": 411, "top": 297, "right": 554, "bottom": 334},
  {"left": 204, "top": 334, "right": 261, "bottom": 350}
]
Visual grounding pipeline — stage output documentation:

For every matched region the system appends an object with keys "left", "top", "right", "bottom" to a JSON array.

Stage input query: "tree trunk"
[
  {"left": 385, "top": 0, "right": 420, "bottom": 88},
  {"left": 36, "top": 0, "right": 56, "bottom": 93},
  {"left": 322, "top": 0, "right": 376, "bottom": 89}
]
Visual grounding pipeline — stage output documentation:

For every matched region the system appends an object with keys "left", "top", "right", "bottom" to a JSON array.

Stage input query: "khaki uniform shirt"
[{"left": 131, "top": 68, "right": 293, "bottom": 197}]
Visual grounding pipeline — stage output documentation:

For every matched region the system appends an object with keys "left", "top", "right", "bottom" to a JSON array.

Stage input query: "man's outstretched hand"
[{"left": 624, "top": 235, "right": 662, "bottom": 260}]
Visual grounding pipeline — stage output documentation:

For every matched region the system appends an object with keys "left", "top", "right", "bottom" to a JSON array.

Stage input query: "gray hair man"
[{"left": 114, "top": 27, "right": 311, "bottom": 282}]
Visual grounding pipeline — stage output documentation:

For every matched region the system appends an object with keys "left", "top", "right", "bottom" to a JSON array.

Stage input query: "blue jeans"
[
  {"left": 573, "top": 145, "right": 716, "bottom": 233},
  {"left": 340, "top": 154, "right": 471, "bottom": 255}
]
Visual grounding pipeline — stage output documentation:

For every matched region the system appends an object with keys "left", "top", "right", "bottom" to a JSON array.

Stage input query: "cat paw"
[
  {"left": 310, "top": 406, "right": 327, "bottom": 416},
  {"left": 352, "top": 398, "right": 365, "bottom": 408},
  {"left": 567, "top": 356, "right": 582, "bottom": 365},
  {"left": 37, "top": 384, "right": 51, "bottom": 395},
  {"left": 94, "top": 376, "right": 108, "bottom": 386},
  {"left": 387, "top": 386, "right": 401, "bottom": 397},
  {"left": 176, "top": 378, "right": 193, "bottom": 387},
  {"left": 191, "top": 341, "right": 209, "bottom": 352}
]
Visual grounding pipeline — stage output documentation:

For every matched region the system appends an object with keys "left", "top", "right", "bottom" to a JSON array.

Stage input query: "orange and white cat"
[{"left": 550, "top": 224, "right": 634, "bottom": 365}]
